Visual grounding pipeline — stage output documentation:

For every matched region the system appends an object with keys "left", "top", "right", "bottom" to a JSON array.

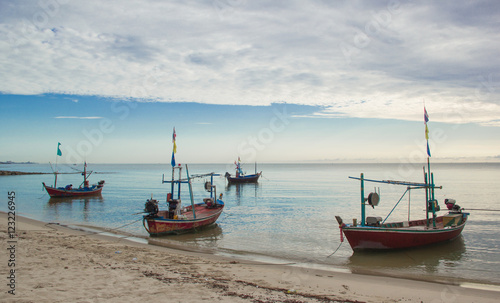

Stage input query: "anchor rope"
[
  {"left": 327, "top": 242, "right": 343, "bottom": 258},
  {"left": 45, "top": 218, "right": 143, "bottom": 236}
]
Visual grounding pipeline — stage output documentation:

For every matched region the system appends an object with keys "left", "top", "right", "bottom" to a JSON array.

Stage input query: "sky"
[{"left": 1, "top": 0, "right": 500, "bottom": 164}]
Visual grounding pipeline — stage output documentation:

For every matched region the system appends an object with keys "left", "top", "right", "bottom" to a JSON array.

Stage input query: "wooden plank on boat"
[{"left": 443, "top": 214, "right": 462, "bottom": 227}]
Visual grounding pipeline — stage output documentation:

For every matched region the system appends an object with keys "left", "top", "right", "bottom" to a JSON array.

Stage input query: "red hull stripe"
[
  {"left": 342, "top": 224, "right": 465, "bottom": 250},
  {"left": 145, "top": 207, "right": 224, "bottom": 235},
  {"left": 44, "top": 185, "right": 103, "bottom": 197}
]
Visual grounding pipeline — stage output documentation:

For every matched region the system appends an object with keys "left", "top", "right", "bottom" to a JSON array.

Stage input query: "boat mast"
[
  {"left": 211, "top": 173, "right": 216, "bottom": 199},
  {"left": 424, "top": 169, "right": 429, "bottom": 226},
  {"left": 54, "top": 149, "right": 59, "bottom": 187},
  {"left": 430, "top": 170, "right": 437, "bottom": 228},
  {"left": 53, "top": 162, "right": 58, "bottom": 188},
  {"left": 360, "top": 173, "right": 365, "bottom": 226},
  {"left": 185, "top": 165, "right": 196, "bottom": 219},
  {"left": 171, "top": 165, "right": 175, "bottom": 195},
  {"left": 83, "top": 162, "right": 87, "bottom": 187},
  {"left": 424, "top": 106, "right": 437, "bottom": 228},
  {"left": 177, "top": 165, "right": 182, "bottom": 199}
]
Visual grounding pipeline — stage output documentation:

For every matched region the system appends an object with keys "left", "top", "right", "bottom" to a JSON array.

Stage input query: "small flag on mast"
[
  {"left": 171, "top": 128, "right": 176, "bottom": 167},
  {"left": 424, "top": 107, "right": 431, "bottom": 157},
  {"left": 172, "top": 127, "right": 177, "bottom": 154},
  {"left": 57, "top": 142, "right": 62, "bottom": 156}
]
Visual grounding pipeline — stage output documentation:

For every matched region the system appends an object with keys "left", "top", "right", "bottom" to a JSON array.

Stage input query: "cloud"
[{"left": 1, "top": 0, "right": 499, "bottom": 125}]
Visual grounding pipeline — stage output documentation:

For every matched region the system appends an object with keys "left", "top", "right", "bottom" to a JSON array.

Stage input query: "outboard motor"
[
  {"left": 144, "top": 199, "right": 159, "bottom": 217},
  {"left": 445, "top": 198, "right": 461, "bottom": 212}
]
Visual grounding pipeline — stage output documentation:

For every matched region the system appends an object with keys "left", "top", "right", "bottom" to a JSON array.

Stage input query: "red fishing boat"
[
  {"left": 336, "top": 174, "right": 468, "bottom": 250},
  {"left": 43, "top": 162, "right": 105, "bottom": 197},
  {"left": 142, "top": 129, "right": 224, "bottom": 235},
  {"left": 142, "top": 165, "right": 224, "bottom": 236},
  {"left": 336, "top": 107, "right": 468, "bottom": 250},
  {"left": 225, "top": 157, "right": 261, "bottom": 183}
]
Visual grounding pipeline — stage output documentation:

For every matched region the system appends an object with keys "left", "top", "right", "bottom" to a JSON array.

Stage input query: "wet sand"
[{"left": 1, "top": 211, "right": 499, "bottom": 303}]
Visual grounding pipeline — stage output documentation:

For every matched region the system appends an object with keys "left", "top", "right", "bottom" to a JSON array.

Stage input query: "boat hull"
[
  {"left": 143, "top": 204, "right": 224, "bottom": 236},
  {"left": 342, "top": 214, "right": 467, "bottom": 250},
  {"left": 226, "top": 173, "right": 261, "bottom": 183},
  {"left": 43, "top": 183, "right": 104, "bottom": 197}
]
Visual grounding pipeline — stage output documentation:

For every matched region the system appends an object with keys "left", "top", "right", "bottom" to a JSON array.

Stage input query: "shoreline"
[
  {"left": 2, "top": 212, "right": 499, "bottom": 302},
  {"left": 0, "top": 170, "right": 84, "bottom": 176},
  {"left": 0, "top": 170, "right": 50, "bottom": 176},
  {"left": 69, "top": 220, "right": 500, "bottom": 288}
]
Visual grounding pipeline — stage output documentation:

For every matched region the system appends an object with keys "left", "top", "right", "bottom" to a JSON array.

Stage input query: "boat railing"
[
  {"left": 349, "top": 173, "right": 444, "bottom": 227},
  {"left": 348, "top": 176, "right": 441, "bottom": 189}
]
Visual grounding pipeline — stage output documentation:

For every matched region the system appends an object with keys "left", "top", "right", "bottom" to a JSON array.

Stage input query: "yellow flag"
[
  {"left": 425, "top": 124, "right": 429, "bottom": 140},
  {"left": 172, "top": 128, "right": 177, "bottom": 153}
]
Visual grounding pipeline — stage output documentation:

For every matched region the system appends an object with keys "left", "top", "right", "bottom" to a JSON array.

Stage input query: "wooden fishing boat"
[
  {"left": 336, "top": 174, "right": 468, "bottom": 250},
  {"left": 225, "top": 172, "right": 261, "bottom": 183},
  {"left": 42, "top": 163, "right": 105, "bottom": 198},
  {"left": 225, "top": 158, "right": 261, "bottom": 184},
  {"left": 336, "top": 108, "right": 469, "bottom": 251},
  {"left": 143, "top": 165, "right": 225, "bottom": 236}
]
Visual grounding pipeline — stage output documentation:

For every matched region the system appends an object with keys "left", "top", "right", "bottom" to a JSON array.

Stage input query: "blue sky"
[{"left": 1, "top": 1, "right": 500, "bottom": 164}]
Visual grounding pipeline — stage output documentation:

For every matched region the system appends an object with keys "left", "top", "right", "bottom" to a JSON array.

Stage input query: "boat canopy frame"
[
  {"left": 162, "top": 165, "right": 220, "bottom": 219},
  {"left": 349, "top": 168, "right": 443, "bottom": 228}
]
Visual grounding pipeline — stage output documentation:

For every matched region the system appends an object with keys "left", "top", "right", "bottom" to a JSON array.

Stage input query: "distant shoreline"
[
  {"left": 0, "top": 170, "right": 50, "bottom": 176},
  {"left": 0, "top": 170, "right": 81, "bottom": 176}
]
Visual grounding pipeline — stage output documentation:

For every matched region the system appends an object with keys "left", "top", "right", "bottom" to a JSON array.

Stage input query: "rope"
[
  {"left": 464, "top": 208, "right": 500, "bottom": 212},
  {"left": 383, "top": 188, "right": 410, "bottom": 224},
  {"left": 327, "top": 242, "right": 343, "bottom": 258},
  {"left": 46, "top": 218, "right": 143, "bottom": 236},
  {"left": 327, "top": 224, "right": 344, "bottom": 258},
  {"left": 98, "top": 218, "right": 143, "bottom": 233}
]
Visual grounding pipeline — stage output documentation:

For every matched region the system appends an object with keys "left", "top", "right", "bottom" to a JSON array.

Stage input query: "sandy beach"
[{"left": 1, "top": 212, "right": 499, "bottom": 303}]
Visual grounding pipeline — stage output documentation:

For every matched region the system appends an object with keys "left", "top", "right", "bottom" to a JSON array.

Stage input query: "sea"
[{"left": 2, "top": 162, "right": 500, "bottom": 286}]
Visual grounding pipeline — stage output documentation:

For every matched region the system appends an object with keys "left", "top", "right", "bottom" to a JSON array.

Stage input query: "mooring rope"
[
  {"left": 327, "top": 242, "right": 343, "bottom": 258},
  {"left": 104, "top": 218, "right": 144, "bottom": 232},
  {"left": 45, "top": 218, "right": 143, "bottom": 236},
  {"left": 464, "top": 208, "right": 500, "bottom": 212}
]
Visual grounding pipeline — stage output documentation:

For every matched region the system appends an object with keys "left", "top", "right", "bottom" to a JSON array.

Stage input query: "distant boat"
[
  {"left": 142, "top": 165, "right": 224, "bottom": 236},
  {"left": 336, "top": 107, "right": 468, "bottom": 250},
  {"left": 225, "top": 158, "right": 261, "bottom": 184},
  {"left": 43, "top": 162, "right": 105, "bottom": 197}
]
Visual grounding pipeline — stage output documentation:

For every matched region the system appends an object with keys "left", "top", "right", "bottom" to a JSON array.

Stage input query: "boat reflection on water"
[
  {"left": 47, "top": 196, "right": 105, "bottom": 205},
  {"left": 347, "top": 236, "right": 466, "bottom": 275},
  {"left": 147, "top": 223, "right": 223, "bottom": 250},
  {"left": 226, "top": 183, "right": 260, "bottom": 206},
  {"left": 46, "top": 196, "right": 105, "bottom": 222}
]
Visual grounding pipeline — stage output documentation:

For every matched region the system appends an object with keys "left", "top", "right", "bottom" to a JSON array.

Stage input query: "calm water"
[{"left": 1, "top": 162, "right": 500, "bottom": 285}]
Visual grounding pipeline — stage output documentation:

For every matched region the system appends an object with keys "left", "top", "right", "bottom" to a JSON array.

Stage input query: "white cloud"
[{"left": 1, "top": 0, "right": 500, "bottom": 125}]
